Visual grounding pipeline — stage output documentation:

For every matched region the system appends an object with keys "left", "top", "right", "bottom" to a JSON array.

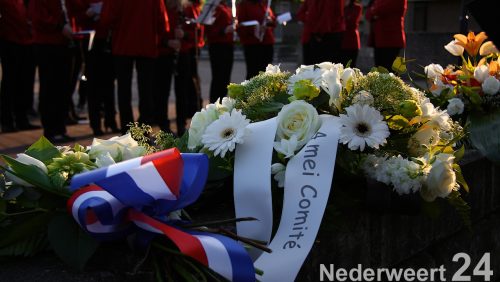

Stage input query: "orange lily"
[
  {"left": 454, "top": 31, "right": 488, "bottom": 57},
  {"left": 489, "top": 60, "right": 499, "bottom": 76}
]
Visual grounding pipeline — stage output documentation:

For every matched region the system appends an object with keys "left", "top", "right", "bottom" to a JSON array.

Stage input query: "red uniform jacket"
[
  {"left": 296, "top": 0, "right": 345, "bottom": 44},
  {"left": 100, "top": 0, "right": 169, "bottom": 58},
  {"left": 205, "top": 2, "right": 233, "bottom": 45},
  {"left": 0, "top": 0, "right": 32, "bottom": 45},
  {"left": 29, "top": 0, "right": 86, "bottom": 45},
  {"left": 366, "top": 0, "right": 407, "bottom": 48},
  {"left": 180, "top": 1, "right": 204, "bottom": 53},
  {"left": 236, "top": 0, "right": 275, "bottom": 45},
  {"left": 341, "top": 2, "right": 362, "bottom": 50}
]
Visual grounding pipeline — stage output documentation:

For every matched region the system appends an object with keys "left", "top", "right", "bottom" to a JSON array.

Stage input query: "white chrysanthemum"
[
  {"left": 271, "top": 163, "right": 286, "bottom": 188},
  {"left": 202, "top": 109, "right": 250, "bottom": 158},
  {"left": 447, "top": 98, "right": 464, "bottom": 116},
  {"left": 265, "top": 64, "right": 281, "bottom": 74},
  {"left": 474, "top": 65, "right": 489, "bottom": 83},
  {"left": 352, "top": 90, "right": 374, "bottom": 106},
  {"left": 363, "top": 155, "right": 423, "bottom": 195},
  {"left": 274, "top": 134, "right": 299, "bottom": 158},
  {"left": 288, "top": 67, "right": 323, "bottom": 94},
  {"left": 339, "top": 104, "right": 390, "bottom": 151}
]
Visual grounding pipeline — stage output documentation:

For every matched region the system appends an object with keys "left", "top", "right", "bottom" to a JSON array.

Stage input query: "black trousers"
[
  {"left": 114, "top": 56, "right": 155, "bottom": 132},
  {"left": 174, "top": 49, "right": 202, "bottom": 136},
  {"left": 243, "top": 44, "right": 273, "bottom": 80},
  {"left": 209, "top": 43, "right": 233, "bottom": 103},
  {"left": 36, "top": 44, "right": 71, "bottom": 137},
  {"left": 339, "top": 49, "right": 359, "bottom": 68},
  {"left": 374, "top": 47, "right": 401, "bottom": 71},
  {"left": 0, "top": 40, "right": 34, "bottom": 130},
  {"left": 303, "top": 32, "right": 343, "bottom": 65},
  {"left": 153, "top": 54, "right": 174, "bottom": 132},
  {"left": 87, "top": 39, "right": 116, "bottom": 132}
]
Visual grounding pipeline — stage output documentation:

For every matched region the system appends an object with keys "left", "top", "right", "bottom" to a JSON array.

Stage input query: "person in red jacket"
[
  {"left": 173, "top": 0, "right": 203, "bottom": 136},
  {"left": 296, "top": 0, "right": 345, "bottom": 65},
  {"left": 29, "top": 0, "right": 86, "bottom": 142},
  {"left": 83, "top": 0, "right": 119, "bottom": 136},
  {"left": 206, "top": 0, "right": 234, "bottom": 103},
  {"left": 236, "top": 0, "right": 276, "bottom": 79},
  {"left": 100, "top": 0, "right": 169, "bottom": 133},
  {"left": 339, "top": 0, "right": 362, "bottom": 67},
  {"left": 0, "top": 0, "right": 39, "bottom": 132},
  {"left": 366, "top": 0, "right": 407, "bottom": 70}
]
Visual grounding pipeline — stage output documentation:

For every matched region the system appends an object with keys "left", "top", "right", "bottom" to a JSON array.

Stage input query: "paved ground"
[{"left": 0, "top": 59, "right": 298, "bottom": 156}]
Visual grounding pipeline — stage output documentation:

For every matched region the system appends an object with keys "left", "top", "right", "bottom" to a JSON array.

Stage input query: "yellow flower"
[{"left": 454, "top": 31, "right": 488, "bottom": 57}]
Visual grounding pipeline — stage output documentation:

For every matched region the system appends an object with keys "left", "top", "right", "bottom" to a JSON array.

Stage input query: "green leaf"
[
  {"left": 387, "top": 115, "right": 410, "bottom": 130},
  {"left": 454, "top": 145, "right": 465, "bottom": 162},
  {"left": 469, "top": 110, "right": 500, "bottom": 164},
  {"left": 392, "top": 56, "right": 407, "bottom": 75},
  {"left": 453, "top": 164, "right": 470, "bottom": 193},
  {"left": 0, "top": 233, "right": 49, "bottom": 257},
  {"left": 24, "top": 136, "right": 62, "bottom": 164},
  {"left": 0, "top": 212, "right": 54, "bottom": 247},
  {"left": 447, "top": 190, "right": 471, "bottom": 229},
  {"left": 48, "top": 214, "right": 99, "bottom": 271},
  {"left": 0, "top": 174, "right": 5, "bottom": 192},
  {"left": 0, "top": 156, "right": 69, "bottom": 198}
]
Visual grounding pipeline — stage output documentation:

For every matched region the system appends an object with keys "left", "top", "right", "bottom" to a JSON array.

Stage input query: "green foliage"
[
  {"left": 128, "top": 122, "right": 155, "bottom": 153},
  {"left": 0, "top": 212, "right": 54, "bottom": 248},
  {"left": 447, "top": 190, "right": 471, "bottom": 229},
  {"left": 0, "top": 233, "right": 49, "bottom": 257},
  {"left": 469, "top": 110, "right": 500, "bottom": 164},
  {"left": 232, "top": 72, "right": 291, "bottom": 121},
  {"left": 48, "top": 214, "right": 99, "bottom": 271},
  {"left": 24, "top": 136, "right": 62, "bottom": 164}
]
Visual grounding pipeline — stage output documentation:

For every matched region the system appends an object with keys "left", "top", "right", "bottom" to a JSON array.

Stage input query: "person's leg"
[
  {"left": 208, "top": 44, "right": 219, "bottom": 103},
  {"left": 174, "top": 53, "right": 191, "bottom": 136},
  {"left": 136, "top": 57, "right": 156, "bottom": 125},
  {"left": 243, "top": 45, "right": 258, "bottom": 80},
  {"left": 153, "top": 55, "right": 174, "bottom": 132},
  {"left": 14, "top": 43, "right": 35, "bottom": 129},
  {"left": 261, "top": 44, "right": 274, "bottom": 70},
  {"left": 86, "top": 46, "right": 103, "bottom": 134},
  {"left": 101, "top": 47, "right": 118, "bottom": 132},
  {"left": 114, "top": 56, "right": 134, "bottom": 133},
  {"left": 0, "top": 40, "right": 17, "bottom": 131},
  {"left": 323, "top": 32, "right": 343, "bottom": 64},
  {"left": 374, "top": 47, "right": 401, "bottom": 71}
]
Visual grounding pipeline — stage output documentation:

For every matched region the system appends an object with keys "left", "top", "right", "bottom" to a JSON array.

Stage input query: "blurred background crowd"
[{"left": 0, "top": 0, "right": 492, "bottom": 143}]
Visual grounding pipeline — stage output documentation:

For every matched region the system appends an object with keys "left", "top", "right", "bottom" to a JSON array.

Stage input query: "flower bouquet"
[
  {"left": 0, "top": 134, "right": 262, "bottom": 281},
  {"left": 175, "top": 62, "right": 469, "bottom": 280},
  {"left": 423, "top": 31, "right": 500, "bottom": 163}
]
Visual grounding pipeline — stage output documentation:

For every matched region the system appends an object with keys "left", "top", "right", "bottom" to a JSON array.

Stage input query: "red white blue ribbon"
[{"left": 68, "top": 148, "right": 254, "bottom": 282}]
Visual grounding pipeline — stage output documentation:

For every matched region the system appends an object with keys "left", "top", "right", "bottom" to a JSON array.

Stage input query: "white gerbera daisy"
[
  {"left": 339, "top": 104, "right": 390, "bottom": 151},
  {"left": 202, "top": 109, "right": 250, "bottom": 158}
]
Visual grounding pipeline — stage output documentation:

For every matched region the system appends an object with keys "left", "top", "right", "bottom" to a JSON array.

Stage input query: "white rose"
[
  {"left": 474, "top": 65, "right": 489, "bottom": 83},
  {"left": 95, "top": 152, "right": 116, "bottom": 168},
  {"left": 408, "top": 126, "right": 440, "bottom": 156},
  {"left": 444, "top": 40, "right": 464, "bottom": 56},
  {"left": 271, "top": 163, "right": 286, "bottom": 188},
  {"left": 424, "top": 63, "right": 444, "bottom": 80},
  {"left": 215, "top": 97, "right": 236, "bottom": 113},
  {"left": 273, "top": 134, "right": 299, "bottom": 158},
  {"left": 187, "top": 105, "right": 219, "bottom": 149},
  {"left": 265, "top": 64, "right": 281, "bottom": 74},
  {"left": 482, "top": 76, "right": 500, "bottom": 95},
  {"left": 5, "top": 153, "right": 48, "bottom": 187},
  {"left": 321, "top": 69, "right": 343, "bottom": 108},
  {"left": 276, "top": 100, "right": 320, "bottom": 147},
  {"left": 421, "top": 154, "right": 456, "bottom": 201},
  {"left": 341, "top": 67, "right": 355, "bottom": 87},
  {"left": 352, "top": 90, "right": 374, "bottom": 106},
  {"left": 89, "top": 133, "right": 146, "bottom": 161},
  {"left": 446, "top": 98, "right": 464, "bottom": 116}
]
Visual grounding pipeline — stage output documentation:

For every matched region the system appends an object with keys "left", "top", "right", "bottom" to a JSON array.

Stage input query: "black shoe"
[
  {"left": 47, "top": 134, "right": 76, "bottom": 144},
  {"left": 17, "top": 123, "right": 42, "bottom": 131}
]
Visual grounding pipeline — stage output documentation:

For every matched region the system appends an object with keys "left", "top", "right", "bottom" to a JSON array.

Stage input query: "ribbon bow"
[{"left": 68, "top": 148, "right": 254, "bottom": 282}]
